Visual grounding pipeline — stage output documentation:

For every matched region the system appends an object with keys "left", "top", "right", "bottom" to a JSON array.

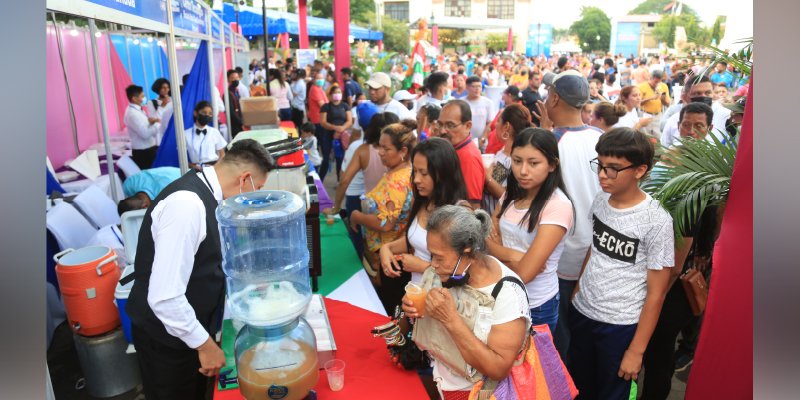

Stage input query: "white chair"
[
  {"left": 73, "top": 185, "right": 121, "bottom": 229},
  {"left": 46, "top": 202, "right": 98, "bottom": 251},
  {"left": 61, "top": 172, "right": 125, "bottom": 202},
  {"left": 116, "top": 155, "right": 141, "bottom": 180}
]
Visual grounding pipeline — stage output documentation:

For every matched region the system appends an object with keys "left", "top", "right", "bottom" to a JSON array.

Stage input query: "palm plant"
[{"left": 643, "top": 130, "right": 738, "bottom": 238}]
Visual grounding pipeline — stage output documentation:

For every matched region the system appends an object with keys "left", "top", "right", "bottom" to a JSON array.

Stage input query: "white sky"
[{"left": 535, "top": 0, "right": 754, "bottom": 29}]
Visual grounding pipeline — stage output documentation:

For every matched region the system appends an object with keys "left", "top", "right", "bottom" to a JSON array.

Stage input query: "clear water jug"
[{"left": 217, "top": 190, "right": 310, "bottom": 327}]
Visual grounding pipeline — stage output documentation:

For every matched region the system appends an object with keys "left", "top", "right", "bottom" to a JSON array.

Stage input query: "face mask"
[
  {"left": 405, "top": 102, "right": 414, "bottom": 110},
  {"left": 442, "top": 91, "right": 451, "bottom": 102},
  {"left": 442, "top": 255, "right": 473, "bottom": 289},
  {"left": 332, "top": 93, "right": 343, "bottom": 102},
  {"left": 690, "top": 96, "right": 713, "bottom": 106},
  {"left": 141, "top": 97, "right": 148, "bottom": 106},
  {"left": 196, "top": 114, "right": 213, "bottom": 127},
  {"left": 230, "top": 80, "right": 240, "bottom": 88},
  {"left": 315, "top": 79, "right": 325, "bottom": 87}
]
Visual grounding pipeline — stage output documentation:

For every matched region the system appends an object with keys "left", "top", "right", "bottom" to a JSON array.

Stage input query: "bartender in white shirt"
[
  {"left": 185, "top": 101, "right": 228, "bottom": 169},
  {"left": 123, "top": 84, "right": 161, "bottom": 170},
  {"left": 145, "top": 78, "right": 174, "bottom": 144},
  {"left": 125, "top": 139, "right": 275, "bottom": 400}
]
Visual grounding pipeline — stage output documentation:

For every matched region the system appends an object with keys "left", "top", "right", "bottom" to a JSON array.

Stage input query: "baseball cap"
[
  {"left": 392, "top": 90, "right": 416, "bottom": 102},
  {"left": 723, "top": 96, "right": 746, "bottom": 114},
  {"left": 542, "top": 70, "right": 589, "bottom": 108},
  {"left": 356, "top": 101, "right": 379, "bottom": 130},
  {"left": 366, "top": 72, "right": 392, "bottom": 89}
]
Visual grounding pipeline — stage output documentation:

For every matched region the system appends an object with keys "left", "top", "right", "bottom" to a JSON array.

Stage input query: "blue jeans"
[
  {"left": 568, "top": 305, "right": 638, "bottom": 400},
  {"left": 343, "top": 195, "right": 364, "bottom": 260},
  {"left": 530, "top": 292, "right": 560, "bottom": 334}
]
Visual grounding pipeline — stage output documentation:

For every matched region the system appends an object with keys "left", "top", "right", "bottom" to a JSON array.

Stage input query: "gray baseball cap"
[{"left": 543, "top": 70, "right": 589, "bottom": 108}]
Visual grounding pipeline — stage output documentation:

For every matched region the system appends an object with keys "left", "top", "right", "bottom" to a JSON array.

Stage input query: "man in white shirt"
[
  {"left": 124, "top": 85, "right": 161, "bottom": 170},
  {"left": 538, "top": 70, "right": 604, "bottom": 362},
  {"left": 660, "top": 75, "right": 731, "bottom": 147},
  {"left": 352, "top": 72, "right": 414, "bottom": 131},
  {"left": 125, "top": 139, "right": 274, "bottom": 400},
  {"left": 185, "top": 100, "right": 227, "bottom": 168},
  {"left": 464, "top": 76, "right": 494, "bottom": 147}
]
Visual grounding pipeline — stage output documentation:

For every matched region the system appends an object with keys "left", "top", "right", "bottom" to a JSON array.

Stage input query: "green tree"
[
  {"left": 287, "top": 0, "right": 297, "bottom": 13},
  {"left": 552, "top": 28, "right": 570, "bottom": 43},
  {"left": 628, "top": 0, "right": 700, "bottom": 20},
  {"left": 485, "top": 33, "right": 515, "bottom": 52},
  {"left": 358, "top": 11, "right": 409, "bottom": 53},
  {"left": 653, "top": 13, "right": 711, "bottom": 48},
  {"left": 710, "top": 16, "right": 726, "bottom": 44},
  {"left": 310, "top": 0, "right": 375, "bottom": 25},
  {"left": 569, "top": 7, "right": 611, "bottom": 53}
]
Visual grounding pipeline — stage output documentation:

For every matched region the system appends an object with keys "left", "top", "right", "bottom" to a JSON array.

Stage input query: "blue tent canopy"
[{"left": 215, "top": 3, "right": 382, "bottom": 41}]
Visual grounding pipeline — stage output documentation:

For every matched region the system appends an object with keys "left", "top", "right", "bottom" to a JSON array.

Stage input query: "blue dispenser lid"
[{"left": 216, "top": 190, "right": 305, "bottom": 226}]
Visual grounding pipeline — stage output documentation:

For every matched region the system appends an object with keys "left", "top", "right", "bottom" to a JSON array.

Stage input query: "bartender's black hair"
[
  {"left": 221, "top": 139, "right": 275, "bottom": 174},
  {"left": 125, "top": 84, "right": 143, "bottom": 102}
]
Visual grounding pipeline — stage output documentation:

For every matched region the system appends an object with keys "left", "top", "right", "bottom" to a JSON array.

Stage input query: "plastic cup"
[
  {"left": 326, "top": 214, "right": 335, "bottom": 225},
  {"left": 324, "top": 359, "right": 346, "bottom": 391},
  {"left": 405, "top": 282, "right": 427, "bottom": 317}
]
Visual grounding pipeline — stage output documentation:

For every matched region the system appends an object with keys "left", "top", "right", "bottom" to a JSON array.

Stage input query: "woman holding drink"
[{"left": 402, "top": 205, "right": 531, "bottom": 399}]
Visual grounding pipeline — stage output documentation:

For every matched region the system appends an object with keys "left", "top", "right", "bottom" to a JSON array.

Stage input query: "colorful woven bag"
[{"left": 468, "top": 324, "right": 578, "bottom": 400}]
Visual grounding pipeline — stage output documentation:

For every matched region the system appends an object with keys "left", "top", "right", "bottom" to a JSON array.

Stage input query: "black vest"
[{"left": 126, "top": 170, "right": 225, "bottom": 349}]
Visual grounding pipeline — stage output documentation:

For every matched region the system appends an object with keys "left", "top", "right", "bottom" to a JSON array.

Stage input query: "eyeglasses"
[
  {"left": 434, "top": 120, "right": 464, "bottom": 131},
  {"left": 589, "top": 158, "right": 637, "bottom": 179},
  {"left": 679, "top": 122, "right": 708, "bottom": 132}
]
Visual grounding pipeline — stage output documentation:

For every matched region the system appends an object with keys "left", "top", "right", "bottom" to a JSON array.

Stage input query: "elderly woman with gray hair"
[{"left": 402, "top": 205, "right": 531, "bottom": 399}]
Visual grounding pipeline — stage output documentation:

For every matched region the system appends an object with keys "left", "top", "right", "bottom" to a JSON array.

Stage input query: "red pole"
[
  {"left": 298, "top": 0, "right": 309, "bottom": 49},
  {"left": 432, "top": 25, "right": 439, "bottom": 49},
  {"left": 507, "top": 27, "right": 513, "bottom": 52},
  {"left": 332, "top": 0, "right": 351, "bottom": 87}
]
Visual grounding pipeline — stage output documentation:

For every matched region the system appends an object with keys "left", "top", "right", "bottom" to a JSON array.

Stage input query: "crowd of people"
[
  {"left": 305, "top": 51, "right": 743, "bottom": 400},
  {"left": 114, "top": 48, "right": 747, "bottom": 400}
]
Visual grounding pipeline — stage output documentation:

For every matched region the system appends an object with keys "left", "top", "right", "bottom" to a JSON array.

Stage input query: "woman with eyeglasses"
[
  {"left": 486, "top": 128, "right": 574, "bottom": 334},
  {"left": 402, "top": 205, "right": 531, "bottom": 399}
]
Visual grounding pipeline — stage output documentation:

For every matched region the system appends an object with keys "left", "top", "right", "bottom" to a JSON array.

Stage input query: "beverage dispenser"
[{"left": 217, "top": 190, "right": 319, "bottom": 400}]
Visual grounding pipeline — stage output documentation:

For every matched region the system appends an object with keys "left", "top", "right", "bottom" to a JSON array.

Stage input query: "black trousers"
[
  {"left": 376, "top": 262, "right": 411, "bottom": 316},
  {"left": 132, "top": 146, "right": 158, "bottom": 170},
  {"left": 640, "top": 283, "right": 696, "bottom": 400},
  {"left": 291, "top": 107, "right": 305, "bottom": 130},
  {"left": 132, "top": 325, "right": 209, "bottom": 400}
]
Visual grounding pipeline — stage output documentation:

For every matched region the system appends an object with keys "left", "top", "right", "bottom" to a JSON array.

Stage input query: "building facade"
[
  {"left": 609, "top": 15, "right": 662, "bottom": 58},
  {"left": 380, "top": 0, "right": 537, "bottom": 53}
]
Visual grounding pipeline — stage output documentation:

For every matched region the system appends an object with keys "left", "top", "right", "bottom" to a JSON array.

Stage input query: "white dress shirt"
[
  {"left": 147, "top": 166, "right": 223, "bottom": 349},
  {"left": 184, "top": 124, "right": 227, "bottom": 164},
  {"left": 237, "top": 81, "right": 250, "bottom": 99},
  {"left": 145, "top": 98, "right": 174, "bottom": 144},
  {"left": 211, "top": 86, "right": 226, "bottom": 113},
  {"left": 124, "top": 104, "right": 161, "bottom": 150},
  {"left": 660, "top": 102, "right": 732, "bottom": 147}
]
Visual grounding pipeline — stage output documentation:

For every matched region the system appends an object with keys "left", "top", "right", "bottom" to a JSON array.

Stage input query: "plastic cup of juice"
[{"left": 405, "top": 282, "right": 428, "bottom": 317}]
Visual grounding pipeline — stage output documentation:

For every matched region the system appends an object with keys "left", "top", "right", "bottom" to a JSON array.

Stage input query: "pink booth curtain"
[{"left": 47, "top": 24, "right": 125, "bottom": 169}]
